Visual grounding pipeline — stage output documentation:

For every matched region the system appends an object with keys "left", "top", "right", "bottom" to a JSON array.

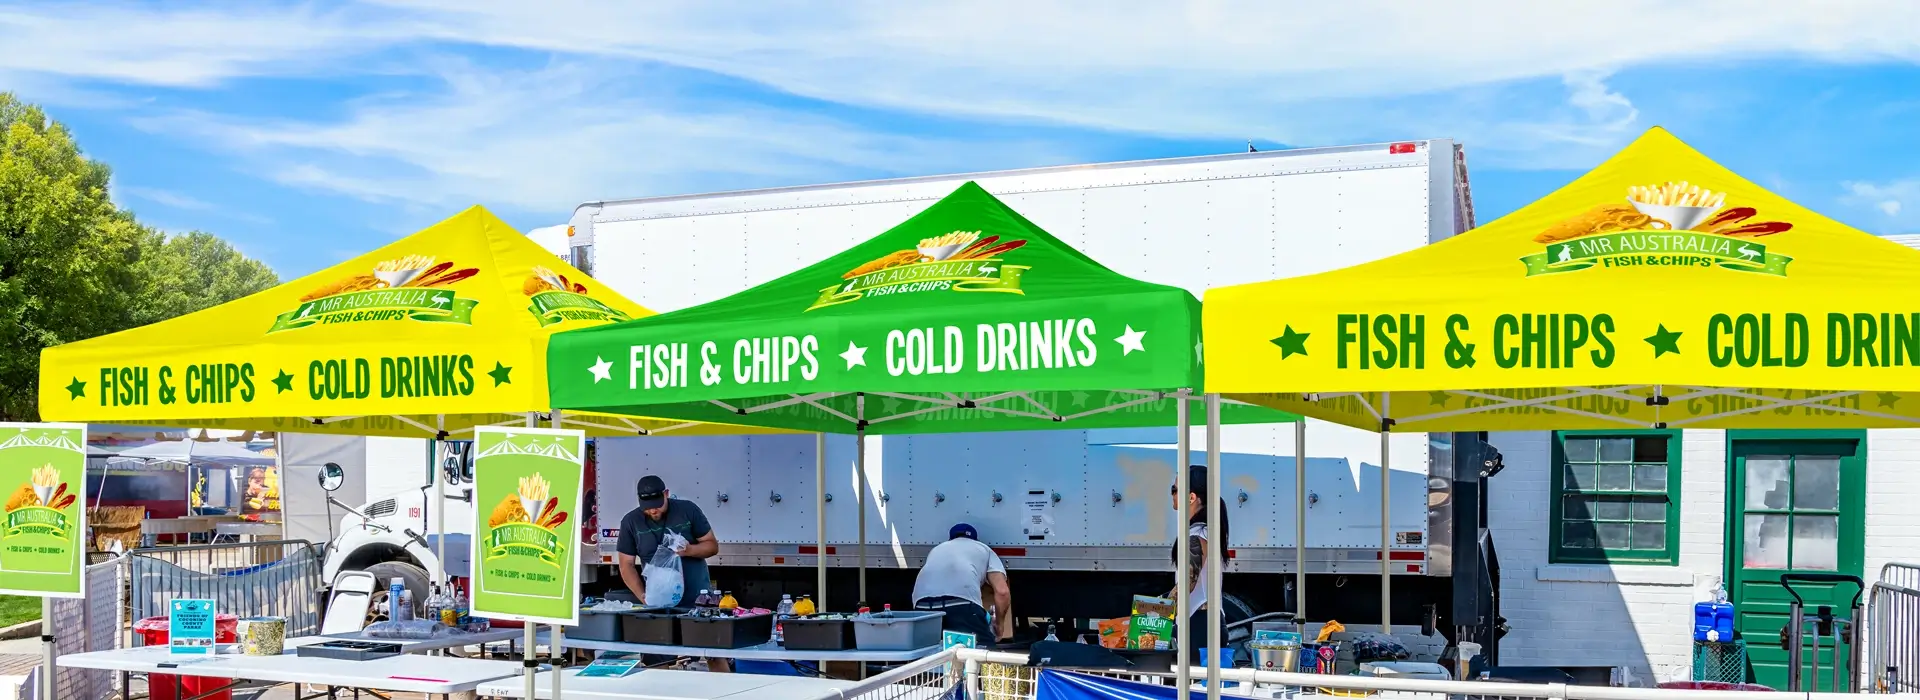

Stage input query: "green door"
[{"left": 1727, "top": 432, "right": 1866, "bottom": 691}]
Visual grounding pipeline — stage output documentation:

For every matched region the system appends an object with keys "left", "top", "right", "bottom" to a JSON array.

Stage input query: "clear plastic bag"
[
  {"left": 642, "top": 531, "right": 688, "bottom": 607},
  {"left": 364, "top": 619, "right": 460, "bottom": 640}
]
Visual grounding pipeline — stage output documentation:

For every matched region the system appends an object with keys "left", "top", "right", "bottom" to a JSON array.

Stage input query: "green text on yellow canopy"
[
  {"left": 1204, "top": 127, "right": 1920, "bottom": 432},
  {"left": 39, "top": 206, "right": 779, "bottom": 438}
]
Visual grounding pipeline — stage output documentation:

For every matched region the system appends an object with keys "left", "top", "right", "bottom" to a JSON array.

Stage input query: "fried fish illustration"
[{"left": 488, "top": 495, "right": 529, "bottom": 528}]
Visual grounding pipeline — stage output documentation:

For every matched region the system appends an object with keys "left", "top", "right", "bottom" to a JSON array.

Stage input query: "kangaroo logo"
[{"left": 1556, "top": 244, "right": 1573, "bottom": 264}]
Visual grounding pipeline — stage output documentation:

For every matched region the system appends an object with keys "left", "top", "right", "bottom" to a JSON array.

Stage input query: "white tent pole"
[
  {"left": 1295, "top": 418, "right": 1307, "bottom": 621},
  {"left": 550, "top": 410, "right": 564, "bottom": 700},
  {"left": 434, "top": 415, "right": 446, "bottom": 588},
  {"left": 1174, "top": 392, "right": 1191, "bottom": 694},
  {"left": 856, "top": 393, "right": 868, "bottom": 605},
  {"left": 522, "top": 411, "right": 536, "bottom": 700},
  {"left": 1379, "top": 395, "right": 1392, "bottom": 635},
  {"left": 816, "top": 432, "right": 827, "bottom": 606},
  {"left": 1205, "top": 393, "right": 1223, "bottom": 700}
]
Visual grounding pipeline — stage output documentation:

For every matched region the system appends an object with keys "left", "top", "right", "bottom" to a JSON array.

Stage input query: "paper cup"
[
  {"left": 521, "top": 496, "right": 545, "bottom": 525},
  {"left": 373, "top": 269, "right": 426, "bottom": 288},
  {"left": 1629, "top": 200, "right": 1716, "bottom": 231},
  {"left": 916, "top": 244, "right": 966, "bottom": 261}
]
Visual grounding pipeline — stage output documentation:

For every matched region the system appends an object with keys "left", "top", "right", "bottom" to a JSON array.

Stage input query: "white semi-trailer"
[{"left": 310, "top": 139, "right": 1509, "bottom": 656}]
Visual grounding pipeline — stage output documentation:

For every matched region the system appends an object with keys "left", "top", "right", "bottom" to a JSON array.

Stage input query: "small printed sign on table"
[{"left": 169, "top": 599, "right": 216, "bottom": 655}]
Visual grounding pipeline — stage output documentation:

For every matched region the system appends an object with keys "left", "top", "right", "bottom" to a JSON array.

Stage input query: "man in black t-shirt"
[{"left": 616, "top": 475, "right": 726, "bottom": 671}]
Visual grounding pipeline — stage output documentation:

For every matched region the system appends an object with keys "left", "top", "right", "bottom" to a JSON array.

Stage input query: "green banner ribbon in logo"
[
  {"left": 486, "top": 522, "right": 563, "bottom": 567},
  {"left": 268, "top": 289, "right": 480, "bottom": 333},
  {"left": 1520, "top": 231, "right": 1792, "bottom": 277},
  {"left": 527, "top": 291, "right": 632, "bottom": 327},
  {"left": 5, "top": 506, "right": 69, "bottom": 539},
  {"left": 808, "top": 260, "right": 1029, "bottom": 311}
]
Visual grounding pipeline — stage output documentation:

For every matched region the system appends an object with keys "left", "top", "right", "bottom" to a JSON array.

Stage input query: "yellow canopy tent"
[
  {"left": 39, "top": 205, "right": 771, "bottom": 438},
  {"left": 1207, "top": 127, "right": 1920, "bottom": 432},
  {"left": 1203, "top": 127, "right": 1920, "bottom": 637}
]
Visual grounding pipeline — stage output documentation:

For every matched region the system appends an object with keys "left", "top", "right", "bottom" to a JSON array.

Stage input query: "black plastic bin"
[
  {"left": 781, "top": 616, "right": 855, "bottom": 651},
  {"left": 620, "top": 607, "right": 689, "bottom": 646},
  {"left": 680, "top": 613, "right": 774, "bottom": 649}
]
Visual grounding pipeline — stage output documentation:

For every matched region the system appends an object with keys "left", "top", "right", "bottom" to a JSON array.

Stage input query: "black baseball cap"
[{"left": 637, "top": 475, "right": 668, "bottom": 509}]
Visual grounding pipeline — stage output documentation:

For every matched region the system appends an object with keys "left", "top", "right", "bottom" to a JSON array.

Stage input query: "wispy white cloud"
[
  {"left": 1844, "top": 179, "right": 1920, "bottom": 223},
  {"left": 134, "top": 59, "right": 1080, "bottom": 212},
  {"left": 8, "top": 0, "right": 1920, "bottom": 216},
  {"left": 121, "top": 186, "right": 214, "bottom": 211}
]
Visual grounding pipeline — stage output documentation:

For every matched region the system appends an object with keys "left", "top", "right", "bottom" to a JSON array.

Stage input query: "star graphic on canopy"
[
  {"left": 1116, "top": 326, "right": 1147, "bottom": 356},
  {"left": 488, "top": 362, "right": 513, "bottom": 386},
  {"left": 65, "top": 378, "right": 85, "bottom": 400},
  {"left": 1071, "top": 391, "right": 1091, "bottom": 407},
  {"left": 271, "top": 370, "right": 294, "bottom": 393},
  {"left": 1645, "top": 325, "right": 1683, "bottom": 358},
  {"left": 589, "top": 357, "right": 613, "bottom": 383},
  {"left": 1428, "top": 391, "right": 1451, "bottom": 407},
  {"left": 1270, "top": 326, "right": 1309, "bottom": 359},
  {"left": 1193, "top": 339, "right": 1204, "bottom": 366},
  {"left": 840, "top": 341, "right": 868, "bottom": 369},
  {"left": 1878, "top": 391, "right": 1902, "bottom": 408}
]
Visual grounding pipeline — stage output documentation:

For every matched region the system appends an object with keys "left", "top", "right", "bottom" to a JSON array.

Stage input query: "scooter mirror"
[{"left": 319, "top": 462, "right": 346, "bottom": 492}]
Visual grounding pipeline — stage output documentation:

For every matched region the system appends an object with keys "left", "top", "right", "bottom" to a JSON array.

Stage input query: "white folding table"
[
  {"left": 58, "top": 643, "right": 526, "bottom": 699},
  {"left": 558, "top": 636, "right": 942, "bottom": 663},
  {"left": 477, "top": 668, "right": 857, "bottom": 700},
  {"left": 293, "top": 628, "right": 525, "bottom": 655}
]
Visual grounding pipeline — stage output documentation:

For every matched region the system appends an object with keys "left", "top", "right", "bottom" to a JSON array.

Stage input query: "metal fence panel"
[
  {"left": 124, "top": 540, "right": 323, "bottom": 644},
  {"left": 1869, "top": 562, "right": 1920, "bottom": 693},
  {"left": 21, "top": 558, "right": 121, "bottom": 700}
]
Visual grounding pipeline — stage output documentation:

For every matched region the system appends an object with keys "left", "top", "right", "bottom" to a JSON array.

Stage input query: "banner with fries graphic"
[
  {"left": 0, "top": 423, "right": 86, "bottom": 597},
  {"left": 1205, "top": 127, "right": 1920, "bottom": 431},
  {"left": 469, "top": 426, "right": 584, "bottom": 625},
  {"left": 36, "top": 206, "right": 771, "bottom": 440}
]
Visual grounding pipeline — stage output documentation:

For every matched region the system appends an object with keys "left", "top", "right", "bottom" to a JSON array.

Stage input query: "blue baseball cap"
[{"left": 950, "top": 523, "right": 978, "bottom": 540}]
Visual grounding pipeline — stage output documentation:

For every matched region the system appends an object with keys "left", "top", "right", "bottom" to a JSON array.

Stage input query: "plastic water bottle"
[
  {"left": 774, "top": 595, "right": 795, "bottom": 643},
  {"left": 1045, "top": 624, "right": 1059, "bottom": 642},
  {"left": 389, "top": 578, "right": 411, "bottom": 621}
]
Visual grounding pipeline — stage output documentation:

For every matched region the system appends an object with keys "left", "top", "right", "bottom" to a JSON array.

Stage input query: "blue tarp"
[{"left": 1036, "top": 670, "right": 1203, "bottom": 700}]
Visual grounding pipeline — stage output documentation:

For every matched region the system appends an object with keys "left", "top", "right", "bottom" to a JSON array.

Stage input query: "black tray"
[
  {"left": 781, "top": 616, "right": 855, "bottom": 651},
  {"left": 297, "top": 640, "right": 402, "bottom": 661},
  {"left": 620, "top": 607, "right": 689, "bottom": 646},
  {"left": 680, "top": 613, "right": 773, "bottom": 649}
]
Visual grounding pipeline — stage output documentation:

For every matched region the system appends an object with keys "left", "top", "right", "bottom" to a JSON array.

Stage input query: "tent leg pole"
[
  {"left": 1206, "top": 393, "right": 1223, "bottom": 700},
  {"left": 1295, "top": 419, "right": 1307, "bottom": 621},
  {"left": 855, "top": 394, "right": 867, "bottom": 606},
  {"left": 816, "top": 433, "right": 827, "bottom": 607},
  {"left": 1174, "top": 392, "right": 1191, "bottom": 694},
  {"left": 434, "top": 416, "right": 446, "bottom": 589},
  {"left": 1380, "top": 396, "right": 1392, "bottom": 635},
  {"left": 523, "top": 623, "right": 536, "bottom": 700},
  {"left": 550, "top": 410, "right": 564, "bottom": 700}
]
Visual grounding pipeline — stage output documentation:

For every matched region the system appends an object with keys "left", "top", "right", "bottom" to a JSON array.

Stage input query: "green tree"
[
  {"left": 131, "top": 231, "right": 278, "bottom": 327},
  {"left": 0, "top": 93, "right": 276, "bottom": 421}
]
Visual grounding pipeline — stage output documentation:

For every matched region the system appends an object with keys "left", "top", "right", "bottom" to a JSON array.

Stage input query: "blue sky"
[{"left": 5, "top": 1, "right": 1920, "bottom": 279}]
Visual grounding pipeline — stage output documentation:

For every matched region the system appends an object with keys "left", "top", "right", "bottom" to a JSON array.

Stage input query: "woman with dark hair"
[{"left": 1171, "top": 464, "right": 1244, "bottom": 664}]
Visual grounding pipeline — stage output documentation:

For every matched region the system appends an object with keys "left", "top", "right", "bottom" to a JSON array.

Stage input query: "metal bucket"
[
  {"left": 236, "top": 616, "right": 287, "bottom": 656},
  {"left": 1251, "top": 641, "right": 1300, "bottom": 673}
]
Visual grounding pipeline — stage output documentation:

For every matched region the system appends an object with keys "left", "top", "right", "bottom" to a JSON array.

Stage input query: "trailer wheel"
[{"left": 362, "top": 561, "right": 431, "bottom": 624}]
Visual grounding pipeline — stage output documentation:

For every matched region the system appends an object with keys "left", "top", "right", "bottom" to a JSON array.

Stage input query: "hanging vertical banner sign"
[
  {"left": 0, "top": 422, "right": 87, "bottom": 598},
  {"left": 469, "top": 425, "right": 586, "bottom": 625}
]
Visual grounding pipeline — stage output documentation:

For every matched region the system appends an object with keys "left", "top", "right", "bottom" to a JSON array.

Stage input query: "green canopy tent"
[{"left": 550, "top": 182, "right": 1297, "bottom": 682}]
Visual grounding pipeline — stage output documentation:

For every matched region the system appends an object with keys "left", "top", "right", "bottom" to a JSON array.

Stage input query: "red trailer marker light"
[{"left": 1389, "top": 142, "right": 1417, "bottom": 154}]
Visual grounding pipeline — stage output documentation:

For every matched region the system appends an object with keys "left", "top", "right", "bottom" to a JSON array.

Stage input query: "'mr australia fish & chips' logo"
[
  {"left": 269, "top": 254, "right": 480, "bottom": 333},
  {"left": 808, "top": 230, "right": 1031, "bottom": 311},
  {"left": 1522, "top": 181, "right": 1796, "bottom": 278}
]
